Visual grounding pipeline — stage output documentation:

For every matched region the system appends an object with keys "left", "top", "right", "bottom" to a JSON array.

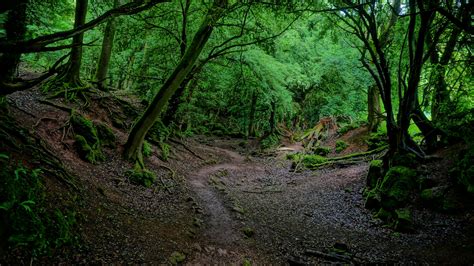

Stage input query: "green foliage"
[
  {"left": 126, "top": 164, "right": 156, "bottom": 188},
  {"left": 260, "top": 134, "right": 280, "bottom": 150},
  {"left": 335, "top": 140, "right": 348, "bottom": 153},
  {"left": 0, "top": 155, "right": 77, "bottom": 256},
  {"left": 313, "top": 146, "right": 331, "bottom": 156},
  {"left": 159, "top": 142, "right": 170, "bottom": 162},
  {"left": 143, "top": 140, "right": 152, "bottom": 158}
]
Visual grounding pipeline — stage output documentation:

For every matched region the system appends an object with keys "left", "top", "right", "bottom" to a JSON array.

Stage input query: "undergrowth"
[{"left": 0, "top": 153, "right": 77, "bottom": 258}]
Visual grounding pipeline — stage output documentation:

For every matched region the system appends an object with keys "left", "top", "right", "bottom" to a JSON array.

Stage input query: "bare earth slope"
[{"left": 4, "top": 89, "right": 474, "bottom": 264}]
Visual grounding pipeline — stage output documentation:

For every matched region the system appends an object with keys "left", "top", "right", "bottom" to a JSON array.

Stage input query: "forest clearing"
[{"left": 1, "top": 0, "right": 473, "bottom": 264}]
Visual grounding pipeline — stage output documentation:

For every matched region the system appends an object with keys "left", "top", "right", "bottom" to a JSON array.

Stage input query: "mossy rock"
[
  {"left": 457, "top": 147, "right": 474, "bottom": 194},
  {"left": 126, "top": 167, "right": 156, "bottom": 187},
  {"left": 335, "top": 140, "right": 348, "bottom": 153},
  {"left": 242, "top": 226, "right": 255, "bottom": 238},
  {"left": 364, "top": 188, "right": 381, "bottom": 209},
  {"left": 379, "top": 166, "right": 417, "bottom": 210},
  {"left": 313, "top": 146, "right": 331, "bottom": 156},
  {"left": 394, "top": 208, "right": 413, "bottom": 232},
  {"left": 391, "top": 152, "right": 418, "bottom": 168},
  {"left": 70, "top": 111, "right": 99, "bottom": 145},
  {"left": 74, "top": 135, "right": 104, "bottom": 164},
  {"left": 420, "top": 186, "right": 447, "bottom": 204},
  {"left": 374, "top": 207, "right": 392, "bottom": 221},
  {"left": 366, "top": 160, "right": 384, "bottom": 189},
  {"left": 169, "top": 251, "right": 186, "bottom": 265},
  {"left": 94, "top": 122, "right": 116, "bottom": 148}
]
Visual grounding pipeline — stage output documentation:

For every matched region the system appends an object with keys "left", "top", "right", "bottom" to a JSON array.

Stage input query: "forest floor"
[{"left": 3, "top": 88, "right": 474, "bottom": 264}]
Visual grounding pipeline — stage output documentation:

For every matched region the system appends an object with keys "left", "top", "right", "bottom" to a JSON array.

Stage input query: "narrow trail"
[{"left": 187, "top": 145, "right": 263, "bottom": 253}]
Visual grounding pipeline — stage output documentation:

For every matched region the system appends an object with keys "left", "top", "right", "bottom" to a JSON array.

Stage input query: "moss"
[
  {"left": 71, "top": 112, "right": 105, "bottom": 163},
  {"left": 126, "top": 165, "right": 156, "bottom": 187},
  {"left": 391, "top": 152, "right": 418, "bottom": 168},
  {"left": 169, "top": 251, "right": 186, "bottom": 265},
  {"left": 394, "top": 208, "right": 413, "bottom": 232},
  {"left": 242, "top": 226, "right": 255, "bottom": 238},
  {"left": 366, "top": 131, "right": 388, "bottom": 150},
  {"left": 70, "top": 111, "right": 99, "bottom": 145},
  {"left": 366, "top": 159, "right": 383, "bottom": 189},
  {"left": 335, "top": 140, "right": 348, "bottom": 153},
  {"left": 375, "top": 207, "right": 392, "bottom": 221},
  {"left": 379, "top": 166, "right": 417, "bottom": 210},
  {"left": 143, "top": 140, "right": 152, "bottom": 157},
  {"left": 74, "top": 135, "right": 104, "bottom": 164},
  {"left": 313, "top": 146, "right": 331, "bottom": 156},
  {"left": 364, "top": 188, "right": 381, "bottom": 209},
  {"left": 457, "top": 147, "right": 474, "bottom": 194},
  {"left": 95, "top": 122, "right": 116, "bottom": 148},
  {"left": 302, "top": 154, "right": 327, "bottom": 166}
]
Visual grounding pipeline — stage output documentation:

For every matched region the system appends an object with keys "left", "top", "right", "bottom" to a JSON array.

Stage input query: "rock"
[
  {"left": 217, "top": 248, "right": 227, "bottom": 256},
  {"left": 420, "top": 185, "right": 448, "bottom": 204},
  {"left": 394, "top": 208, "right": 413, "bottom": 232},
  {"left": 192, "top": 243, "right": 202, "bottom": 252},
  {"left": 169, "top": 251, "right": 186, "bottom": 265},
  {"left": 366, "top": 160, "right": 383, "bottom": 189},
  {"left": 379, "top": 166, "right": 417, "bottom": 210}
]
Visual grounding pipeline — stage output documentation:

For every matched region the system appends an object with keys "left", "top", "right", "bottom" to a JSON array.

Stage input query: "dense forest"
[{"left": 0, "top": 0, "right": 473, "bottom": 264}]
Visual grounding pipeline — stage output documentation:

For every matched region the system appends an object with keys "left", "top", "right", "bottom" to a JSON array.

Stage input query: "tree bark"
[
  {"left": 0, "top": 0, "right": 28, "bottom": 83},
  {"left": 161, "top": 0, "right": 191, "bottom": 126},
  {"left": 95, "top": 0, "right": 120, "bottom": 90},
  {"left": 62, "top": 0, "right": 89, "bottom": 86},
  {"left": 367, "top": 84, "right": 381, "bottom": 132},
  {"left": 124, "top": 0, "right": 227, "bottom": 163}
]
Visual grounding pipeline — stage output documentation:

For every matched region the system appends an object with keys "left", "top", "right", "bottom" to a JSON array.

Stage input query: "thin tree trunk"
[
  {"left": 64, "top": 0, "right": 88, "bottom": 86},
  {"left": 95, "top": 0, "right": 120, "bottom": 90},
  {"left": 248, "top": 89, "right": 258, "bottom": 137},
  {"left": 269, "top": 100, "right": 276, "bottom": 134},
  {"left": 367, "top": 84, "right": 381, "bottom": 132},
  {"left": 124, "top": 0, "right": 227, "bottom": 163}
]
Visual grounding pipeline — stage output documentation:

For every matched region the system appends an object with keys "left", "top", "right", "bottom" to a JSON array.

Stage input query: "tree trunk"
[
  {"left": 64, "top": 0, "right": 88, "bottom": 86},
  {"left": 0, "top": 0, "right": 28, "bottom": 83},
  {"left": 367, "top": 84, "right": 381, "bottom": 132},
  {"left": 248, "top": 89, "right": 258, "bottom": 137},
  {"left": 124, "top": 0, "right": 227, "bottom": 163},
  {"left": 95, "top": 0, "right": 120, "bottom": 90},
  {"left": 161, "top": 0, "right": 191, "bottom": 126}
]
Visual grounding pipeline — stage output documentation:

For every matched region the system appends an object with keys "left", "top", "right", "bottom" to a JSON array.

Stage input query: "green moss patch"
[
  {"left": 313, "top": 146, "right": 331, "bottom": 156},
  {"left": 335, "top": 140, "right": 348, "bottom": 153},
  {"left": 70, "top": 112, "right": 105, "bottom": 164},
  {"left": 379, "top": 166, "right": 417, "bottom": 210},
  {"left": 126, "top": 165, "right": 156, "bottom": 188}
]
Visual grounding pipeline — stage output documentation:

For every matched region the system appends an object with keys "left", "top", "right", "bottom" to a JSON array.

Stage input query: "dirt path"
[{"left": 185, "top": 139, "right": 474, "bottom": 264}]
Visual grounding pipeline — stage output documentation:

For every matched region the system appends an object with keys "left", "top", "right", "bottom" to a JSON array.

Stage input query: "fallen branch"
[{"left": 34, "top": 117, "right": 58, "bottom": 128}]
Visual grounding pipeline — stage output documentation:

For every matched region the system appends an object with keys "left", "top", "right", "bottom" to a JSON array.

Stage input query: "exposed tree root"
[{"left": 38, "top": 99, "right": 74, "bottom": 113}]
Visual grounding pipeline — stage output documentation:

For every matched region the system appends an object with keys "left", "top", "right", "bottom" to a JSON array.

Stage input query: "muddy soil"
[{"left": 4, "top": 89, "right": 474, "bottom": 264}]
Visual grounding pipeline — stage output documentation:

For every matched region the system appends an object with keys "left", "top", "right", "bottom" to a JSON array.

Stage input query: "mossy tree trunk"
[
  {"left": 95, "top": 0, "right": 120, "bottom": 90},
  {"left": 124, "top": 0, "right": 228, "bottom": 163},
  {"left": 0, "top": 0, "right": 28, "bottom": 84},
  {"left": 161, "top": 0, "right": 191, "bottom": 126},
  {"left": 367, "top": 84, "right": 381, "bottom": 132},
  {"left": 52, "top": 0, "right": 88, "bottom": 88}
]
